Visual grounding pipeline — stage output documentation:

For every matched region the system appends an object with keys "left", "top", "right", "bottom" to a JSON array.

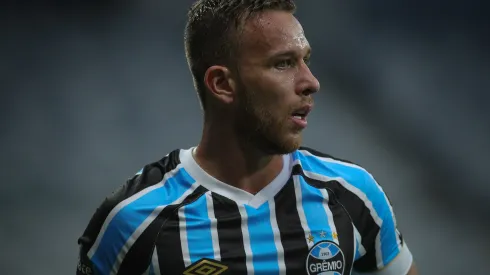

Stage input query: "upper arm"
[
  {"left": 342, "top": 170, "right": 413, "bottom": 274},
  {"left": 77, "top": 183, "right": 129, "bottom": 275},
  {"left": 407, "top": 263, "right": 418, "bottom": 275},
  {"left": 76, "top": 172, "right": 158, "bottom": 275},
  {"left": 352, "top": 244, "right": 414, "bottom": 275}
]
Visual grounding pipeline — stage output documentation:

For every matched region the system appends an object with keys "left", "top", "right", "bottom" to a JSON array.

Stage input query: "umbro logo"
[{"left": 183, "top": 258, "right": 228, "bottom": 275}]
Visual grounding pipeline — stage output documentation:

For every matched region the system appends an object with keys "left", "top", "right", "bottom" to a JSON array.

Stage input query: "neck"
[{"left": 194, "top": 114, "right": 284, "bottom": 194}]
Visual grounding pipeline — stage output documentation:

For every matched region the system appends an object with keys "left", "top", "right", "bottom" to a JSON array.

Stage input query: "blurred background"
[{"left": 1, "top": 0, "right": 489, "bottom": 274}]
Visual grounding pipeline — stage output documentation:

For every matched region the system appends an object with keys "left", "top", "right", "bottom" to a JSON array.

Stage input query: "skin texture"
[
  {"left": 195, "top": 10, "right": 319, "bottom": 195},
  {"left": 233, "top": 11, "right": 319, "bottom": 155},
  {"left": 407, "top": 263, "right": 418, "bottom": 275}
]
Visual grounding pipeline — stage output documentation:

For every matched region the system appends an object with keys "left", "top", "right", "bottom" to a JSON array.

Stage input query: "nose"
[{"left": 296, "top": 62, "right": 320, "bottom": 96}]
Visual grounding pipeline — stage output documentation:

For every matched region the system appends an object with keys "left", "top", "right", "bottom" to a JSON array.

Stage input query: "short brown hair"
[{"left": 184, "top": 0, "right": 296, "bottom": 110}]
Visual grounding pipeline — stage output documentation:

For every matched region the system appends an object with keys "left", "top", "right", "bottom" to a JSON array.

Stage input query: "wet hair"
[{"left": 184, "top": 0, "right": 296, "bottom": 110}]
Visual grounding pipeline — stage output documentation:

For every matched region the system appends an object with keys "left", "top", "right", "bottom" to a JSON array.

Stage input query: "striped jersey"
[{"left": 77, "top": 147, "right": 412, "bottom": 275}]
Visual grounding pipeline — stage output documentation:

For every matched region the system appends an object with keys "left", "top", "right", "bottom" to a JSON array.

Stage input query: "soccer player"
[{"left": 76, "top": 0, "right": 417, "bottom": 274}]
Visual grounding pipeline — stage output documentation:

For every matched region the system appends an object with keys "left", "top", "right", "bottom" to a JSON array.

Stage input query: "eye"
[
  {"left": 275, "top": 59, "right": 295, "bottom": 70},
  {"left": 303, "top": 56, "right": 311, "bottom": 66}
]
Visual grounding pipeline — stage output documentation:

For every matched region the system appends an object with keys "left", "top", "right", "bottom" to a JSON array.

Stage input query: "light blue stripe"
[
  {"left": 149, "top": 249, "right": 156, "bottom": 275},
  {"left": 185, "top": 194, "right": 215, "bottom": 264},
  {"left": 296, "top": 151, "right": 399, "bottom": 265},
  {"left": 299, "top": 176, "right": 333, "bottom": 241},
  {"left": 291, "top": 151, "right": 300, "bottom": 162},
  {"left": 354, "top": 237, "right": 361, "bottom": 261},
  {"left": 149, "top": 260, "right": 154, "bottom": 275},
  {"left": 90, "top": 168, "right": 195, "bottom": 275},
  {"left": 246, "top": 203, "right": 279, "bottom": 274}
]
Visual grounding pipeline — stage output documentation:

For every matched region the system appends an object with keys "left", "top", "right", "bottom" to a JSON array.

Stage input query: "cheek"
[
  {"left": 243, "top": 71, "right": 297, "bottom": 109},
  {"left": 260, "top": 76, "right": 295, "bottom": 101}
]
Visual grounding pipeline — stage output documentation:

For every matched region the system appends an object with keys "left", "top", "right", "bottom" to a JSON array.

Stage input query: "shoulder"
[
  {"left": 294, "top": 149, "right": 409, "bottom": 273},
  {"left": 77, "top": 149, "right": 183, "bottom": 275},
  {"left": 79, "top": 148, "right": 182, "bottom": 238},
  {"left": 294, "top": 146, "right": 388, "bottom": 209},
  {"left": 294, "top": 146, "right": 373, "bottom": 185},
  {"left": 100, "top": 148, "right": 182, "bottom": 212}
]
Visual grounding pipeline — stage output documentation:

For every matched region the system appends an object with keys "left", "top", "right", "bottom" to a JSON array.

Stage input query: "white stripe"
[
  {"left": 375, "top": 232, "right": 384, "bottom": 269},
  {"left": 302, "top": 170, "right": 383, "bottom": 227},
  {"left": 304, "top": 169, "right": 384, "bottom": 265},
  {"left": 396, "top": 228, "right": 403, "bottom": 254},
  {"left": 367, "top": 173, "right": 403, "bottom": 253},
  {"left": 87, "top": 164, "right": 183, "bottom": 259},
  {"left": 378, "top": 243, "right": 413, "bottom": 275},
  {"left": 205, "top": 192, "right": 221, "bottom": 261},
  {"left": 109, "top": 182, "right": 199, "bottom": 275},
  {"left": 354, "top": 226, "right": 367, "bottom": 257},
  {"left": 142, "top": 247, "right": 158, "bottom": 275},
  {"left": 268, "top": 200, "right": 286, "bottom": 275},
  {"left": 179, "top": 206, "right": 191, "bottom": 267},
  {"left": 319, "top": 188, "right": 339, "bottom": 245},
  {"left": 292, "top": 157, "right": 301, "bottom": 168},
  {"left": 293, "top": 175, "right": 314, "bottom": 249},
  {"left": 300, "top": 150, "right": 403, "bottom": 254},
  {"left": 238, "top": 205, "right": 254, "bottom": 275},
  {"left": 151, "top": 246, "right": 161, "bottom": 275},
  {"left": 353, "top": 244, "right": 413, "bottom": 275}
]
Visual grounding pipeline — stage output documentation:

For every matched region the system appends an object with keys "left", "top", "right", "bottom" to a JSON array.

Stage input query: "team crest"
[{"left": 306, "top": 241, "right": 345, "bottom": 275}]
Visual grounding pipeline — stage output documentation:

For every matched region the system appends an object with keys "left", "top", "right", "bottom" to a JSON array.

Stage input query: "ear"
[{"left": 204, "top": 65, "right": 236, "bottom": 105}]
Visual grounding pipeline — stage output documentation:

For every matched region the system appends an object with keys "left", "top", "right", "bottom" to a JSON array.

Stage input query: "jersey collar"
[{"left": 180, "top": 147, "right": 293, "bottom": 208}]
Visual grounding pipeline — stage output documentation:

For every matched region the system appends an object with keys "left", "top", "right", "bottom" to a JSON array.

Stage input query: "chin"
[
  {"left": 279, "top": 138, "right": 302, "bottom": 154},
  {"left": 251, "top": 119, "right": 303, "bottom": 154},
  {"left": 261, "top": 135, "right": 302, "bottom": 155}
]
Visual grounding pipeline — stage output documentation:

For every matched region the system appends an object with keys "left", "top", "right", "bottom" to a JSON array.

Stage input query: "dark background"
[{"left": 1, "top": 1, "right": 489, "bottom": 274}]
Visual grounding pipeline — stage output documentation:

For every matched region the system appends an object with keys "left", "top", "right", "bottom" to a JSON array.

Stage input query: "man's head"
[{"left": 185, "top": 0, "right": 320, "bottom": 154}]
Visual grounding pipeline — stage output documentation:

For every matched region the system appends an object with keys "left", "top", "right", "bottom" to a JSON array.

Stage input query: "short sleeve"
[
  {"left": 77, "top": 197, "right": 114, "bottom": 275},
  {"left": 76, "top": 183, "right": 127, "bottom": 275},
  {"left": 77, "top": 244, "right": 95, "bottom": 275},
  {"left": 76, "top": 172, "right": 157, "bottom": 275},
  {"left": 348, "top": 171, "right": 412, "bottom": 273}
]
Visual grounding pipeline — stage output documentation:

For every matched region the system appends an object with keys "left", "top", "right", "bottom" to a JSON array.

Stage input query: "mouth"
[{"left": 290, "top": 105, "right": 313, "bottom": 128}]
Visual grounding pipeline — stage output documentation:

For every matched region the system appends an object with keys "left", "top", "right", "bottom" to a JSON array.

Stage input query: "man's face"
[{"left": 233, "top": 10, "right": 320, "bottom": 154}]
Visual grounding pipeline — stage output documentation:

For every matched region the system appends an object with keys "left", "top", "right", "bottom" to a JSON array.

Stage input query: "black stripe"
[
  {"left": 329, "top": 192, "right": 355, "bottom": 274},
  {"left": 115, "top": 150, "right": 183, "bottom": 274},
  {"left": 302, "top": 176, "right": 356, "bottom": 275},
  {"left": 124, "top": 149, "right": 182, "bottom": 197},
  {"left": 299, "top": 147, "right": 402, "bottom": 272},
  {"left": 150, "top": 185, "right": 208, "bottom": 274},
  {"left": 154, "top": 209, "right": 183, "bottom": 272},
  {"left": 274, "top": 178, "right": 309, "bottom": 275},
  {"left": 117, "top": 207, "right": 166, "bottom": 275},
  {"left": 329, "top": 180, "right": 380, "bottom": 272},
  {"left": 212, "top": 193, "right": 247, "bottom": 275},
  {"left": 80, "top": 150, "right": 181, "bottom": 252}
]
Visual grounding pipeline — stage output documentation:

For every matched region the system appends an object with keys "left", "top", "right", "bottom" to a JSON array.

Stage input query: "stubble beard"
[{"left": 235, "top": 87, "right": 302, "bottom": 155}]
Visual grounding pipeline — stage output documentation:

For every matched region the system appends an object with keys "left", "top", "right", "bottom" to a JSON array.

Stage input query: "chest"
[{"left": 152, "top": 186, "right": 356, "bottom": 275}]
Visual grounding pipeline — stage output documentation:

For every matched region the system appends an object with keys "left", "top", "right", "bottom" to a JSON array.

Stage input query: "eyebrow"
[{"left": 271, "top": 47, "right": 312, "bottom": 59}]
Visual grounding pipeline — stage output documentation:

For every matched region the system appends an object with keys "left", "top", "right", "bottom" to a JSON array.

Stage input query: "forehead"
[{"left": 239, "top": 11, "right": 309, "bottom": 58}]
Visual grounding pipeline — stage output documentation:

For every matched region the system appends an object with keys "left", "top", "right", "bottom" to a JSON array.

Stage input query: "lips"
[
  {"left": 290, "top": 104, "right": 313, "bottom": 128},
  {"left": 291, "top": 105, "right": 313, "bottom": 120}
]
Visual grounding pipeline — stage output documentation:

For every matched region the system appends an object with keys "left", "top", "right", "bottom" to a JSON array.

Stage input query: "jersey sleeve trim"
[{"left": 353, "top": 243, "right": 413, "bottom": 275}]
